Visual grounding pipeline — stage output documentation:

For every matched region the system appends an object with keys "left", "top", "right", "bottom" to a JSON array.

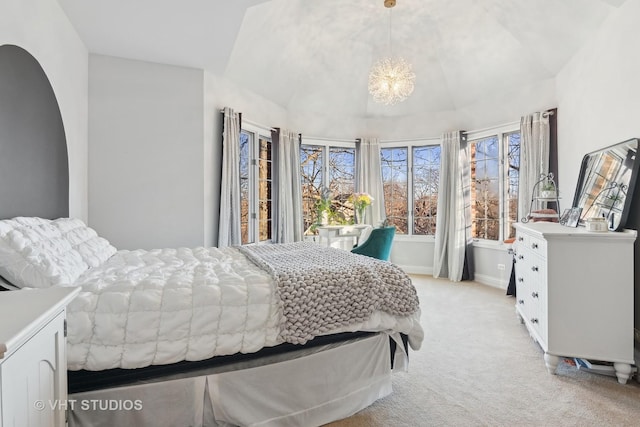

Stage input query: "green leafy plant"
[
  {"left": 605, "top": 193, "right": 623, "bottom": 204},
  {"left": 541, "top": 182, "right": 555, "bottom": 191}
]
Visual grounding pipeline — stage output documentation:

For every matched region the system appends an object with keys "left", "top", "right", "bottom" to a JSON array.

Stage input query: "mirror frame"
[{"left": 571, "top": 137, "right": 639, "bottom": 231}]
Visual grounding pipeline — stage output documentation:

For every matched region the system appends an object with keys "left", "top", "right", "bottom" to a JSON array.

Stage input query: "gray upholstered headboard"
[{"left": 0, "top": 44, "right": 69, "bottom": 220}]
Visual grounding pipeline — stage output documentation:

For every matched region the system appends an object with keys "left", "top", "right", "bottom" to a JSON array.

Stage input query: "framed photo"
[
  {"left": 559, "top": 209, "right": 571, "bottom": 225},
  {"left": 565, "top": 207, "right": 582, "bottom": 227}
]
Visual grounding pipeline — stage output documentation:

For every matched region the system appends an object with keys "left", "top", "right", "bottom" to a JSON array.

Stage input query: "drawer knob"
[
  {"left": 531, "top": 318, "right": 539, "bottom": 324},
  {"left": 518, "top": 255, "right": 524, "bottom": 260},
  {"left": 531, "top": 266, "right": 539, "bottom": 272},
  {"left": 531, "top": 292, "right": 539, "bottom": 298},
  {"left": 518, "top": 277, "right": 524, "bottom": 282},
  {"left": 531, "top": 243, "right": 538, "bottom": 249},
  {"left": 518, "top": 299, "right": 524, "bottom": 305},
  {"left": 518, "top": 236, "right": 524, "bottom": 241}
]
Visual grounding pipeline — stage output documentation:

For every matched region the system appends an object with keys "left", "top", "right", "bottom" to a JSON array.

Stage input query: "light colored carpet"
[{"left": 326, "top": 275, "right": 640, "bottom": 427}]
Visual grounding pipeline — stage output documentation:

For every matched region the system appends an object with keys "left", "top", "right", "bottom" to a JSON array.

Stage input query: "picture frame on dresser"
[{"left": 565, "top": 207, "right": 582, "bottom": 227}]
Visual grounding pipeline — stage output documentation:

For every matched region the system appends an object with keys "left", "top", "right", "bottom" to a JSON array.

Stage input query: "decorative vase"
[
  {"left": 355, "top": 207, "right": 365, "bottom": 224},
  {"left": 321, "top": 210, "right": 329, "bottom": 225}
]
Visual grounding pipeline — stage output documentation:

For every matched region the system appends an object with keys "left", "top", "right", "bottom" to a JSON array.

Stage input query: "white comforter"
[{"left": 66, "top": 246, "right": 423, "bottom": 371}]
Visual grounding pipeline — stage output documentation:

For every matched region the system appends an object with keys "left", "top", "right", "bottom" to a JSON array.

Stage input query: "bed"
[{"left": 0, "top": 216, "right": 423, "bottom": 427}]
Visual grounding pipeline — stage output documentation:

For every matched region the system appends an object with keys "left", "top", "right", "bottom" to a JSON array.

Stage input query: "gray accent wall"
[{"left": 0, "top": 44, "right": 69, "bottom": 219}]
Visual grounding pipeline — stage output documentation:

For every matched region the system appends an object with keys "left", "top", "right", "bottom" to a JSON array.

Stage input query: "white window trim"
[
  {"left": 241, "top": 123, "right": 273, "bottom": 244},
  {"left": 467, "top": 121, "right": 520, "bottom": 245},
  {"left": 380, "top": 138, "right": 441, "bottom": 236}
]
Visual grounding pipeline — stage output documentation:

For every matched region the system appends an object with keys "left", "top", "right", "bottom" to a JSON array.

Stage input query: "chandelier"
[{"left": 368, "top": 0, "right": 415, "bottom": 105}]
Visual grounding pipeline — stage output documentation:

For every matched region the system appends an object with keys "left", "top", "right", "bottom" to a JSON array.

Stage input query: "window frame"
[
  {"left": 240, "top": 123, "right": 273, "bottom": 244},
  {"left": 380, "top": 138, "right": 441, "bottom": 239},
  {"left": 466, "top": 122, "right": 520, "bottom": 246},
  {"left": 300, "top": 137, "right": 357, "bottom": 234}
]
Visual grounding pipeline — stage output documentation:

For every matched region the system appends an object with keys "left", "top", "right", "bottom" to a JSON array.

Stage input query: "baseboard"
[
  {"left": 397, "top": 265, "right": 433, "bottom": 276},
  {"left": 474, "top": 273, "right": 508, "bottom": 290}
]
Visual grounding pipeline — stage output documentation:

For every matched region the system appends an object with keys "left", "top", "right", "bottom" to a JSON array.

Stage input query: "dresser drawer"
[{"left": 516, "top": 231, "right": 547, "bottom": 258}]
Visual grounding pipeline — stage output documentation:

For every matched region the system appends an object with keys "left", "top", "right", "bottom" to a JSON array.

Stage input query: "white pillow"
[
  {"left": 0, "top": 217, "right": 89, "bottom": 289},
  {"left": 356, "top": 225, "right": 373, "bottom": 247},
  {"left": 52, "top": 218, "right": 117, "bottom": 267}
]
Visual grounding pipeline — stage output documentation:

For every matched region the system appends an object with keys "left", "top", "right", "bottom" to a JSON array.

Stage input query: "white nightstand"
[{"left": 0, "top": 287, "right": 80, "bottom": 427}]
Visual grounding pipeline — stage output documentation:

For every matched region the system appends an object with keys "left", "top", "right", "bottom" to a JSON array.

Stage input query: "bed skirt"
[{"left": 68, "top": 332, "right": 407, "bottom": 427}]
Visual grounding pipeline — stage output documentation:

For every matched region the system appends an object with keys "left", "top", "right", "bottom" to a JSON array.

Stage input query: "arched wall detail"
[{"left": 0, "top": 44, "right": 69, "bottom": 219}]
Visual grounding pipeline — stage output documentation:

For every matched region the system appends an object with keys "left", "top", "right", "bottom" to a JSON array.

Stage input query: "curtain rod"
[
  {"left": 302, "top": 135, "right": 358, "bottom": 143},
  {"left": 219, "top": 109, "right": 276, "bottom": 131},
  {"left": 242, "top": 118, "right": 277, "bottom": 132}
]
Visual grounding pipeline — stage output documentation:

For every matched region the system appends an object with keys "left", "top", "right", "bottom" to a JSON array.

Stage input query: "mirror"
[{"left": 572, "top": 138, "right": 639, "bottom": 231}]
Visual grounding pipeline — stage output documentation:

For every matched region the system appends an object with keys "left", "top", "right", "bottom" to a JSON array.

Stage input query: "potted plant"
[
  {"left": 540, "top": 182, "right": 556, "bottom": 199},
  {"left": 316, "top": 187, "right": 333, "bottom": 225},
  {"left": 603, "top": 193, "right": 623, "bottom": 209}
]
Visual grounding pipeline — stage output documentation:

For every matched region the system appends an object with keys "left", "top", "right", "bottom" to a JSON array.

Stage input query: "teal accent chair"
[{"left": 350, "top": 226, "right": 396, "bottom": 261}]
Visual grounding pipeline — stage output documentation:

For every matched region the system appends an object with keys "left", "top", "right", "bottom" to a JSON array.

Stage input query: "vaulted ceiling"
[{"left": 58, "top": 0, "right": 627, "bottom": 120}]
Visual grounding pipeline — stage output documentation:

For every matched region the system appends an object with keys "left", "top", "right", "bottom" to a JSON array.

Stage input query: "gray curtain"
[
  {"left": 433, "top": 131, "right": 471, "bottom": 282},
  {"left": 273, "top": 129, "right": 304, "bottom": 243},
  {"left": 518, "top": 112, "right": 551, "bottom": 221},
  {"left": 218, "top": 107, "right": 242, "bottom": 247},
  {"left": 356, "top": 137, "right": 386, "bottom": 227}
]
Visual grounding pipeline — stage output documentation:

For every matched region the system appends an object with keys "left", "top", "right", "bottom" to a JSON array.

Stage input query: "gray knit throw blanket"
[{"left": 238, "top": 242, "right": 420, "bottom": 345}]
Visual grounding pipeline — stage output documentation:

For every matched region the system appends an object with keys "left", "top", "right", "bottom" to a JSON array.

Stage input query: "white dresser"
[
  {"left": 513, "top": 222, "right": 636, "bottom": 384},
  {"left": 0, "top": 287, "right": 80, "bottom": 426}
]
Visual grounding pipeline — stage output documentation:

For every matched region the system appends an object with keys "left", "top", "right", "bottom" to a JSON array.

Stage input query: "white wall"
[
  {"left": 89, "top": 55, "right": 205, "bottom": 250},
  {"left": 88, "top": 60, "right": 287, "bottom": 250},
  {"left": 556, "top": 0, "right": 640, "bottom": 197},
  {"left": 555, "top": 0, "right": 640, "bottom": 338},
  {"left": 0, "top": 0, "right": 88, "bottom": 220}
]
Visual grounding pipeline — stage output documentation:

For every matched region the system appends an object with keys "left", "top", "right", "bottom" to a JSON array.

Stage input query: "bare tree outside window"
[
  {"left": 381, "top": 147, "right": 408, "bottom": 234},
  {"left": 300, "top": 144, "right": 356, "bottom": 234},
  {"left": 470, "top": 136, "right": 500, "bottom": 240},
  {"left": 469, "top": 132, "right": 521, "bottom": 241},
  {"left": 258, "top": 138, "right": 272, "bottom": 241},
  {"left": 413, "top": 146, "right": 440, "bottom": 235},
  {"left": 505, "top": 132, "right": 521, "bottom": 239},
  {"left": 240, "top": 131, "right": 251, "bottom": 244},
  {"left": 239, "top": 129, "right": 273, "bottom": 244},
  {"left": 300, "top": 145, "right": 323, "bottom": 234},
  {"left": 329, "top": 147, "right": 356, "bottom": 223}
]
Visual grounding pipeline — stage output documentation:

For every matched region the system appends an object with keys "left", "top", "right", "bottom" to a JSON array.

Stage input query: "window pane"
[
  {"left": 300, "top": 145, "right": 323, "bottom": 234},
  {"left": 471, "top": 136, "right": 500, "bottom": 240},
  {"left": 505, "top": 132, "right": 521, "bottom": 239},
  {"left": 381, "top": 147, "right": 408, "bottom": 234},
  {"left": 258, "top": 137, "right": 272, "bottom": 241},
  {"left": 413, "top": 145, "right": 440, "bottom": 235},
  {"left": 329, "top": 147, "right": 355, "bottom": 223},
  {"left": 240, "top": 131, "right": 251, "bottom": 244}
]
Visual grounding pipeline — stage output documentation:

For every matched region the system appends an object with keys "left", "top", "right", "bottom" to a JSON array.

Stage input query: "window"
[
  {"left": 328, "top": 146, "right": 356, "bottom": 220},
  {"left": 505, "top": 132, "right": 521, "bottom": 239},
  {"left": 239, "top": 127, "right": 273, "bottom": 244},
  {"left": 468, "top": 130, "right": 521, "bottom": 241},
  {"left": 413, "top": 146, "right": 440, "bottom": 235},
  {"left": 300, "top": 145, "right": 324, "bottom": 234},
  {"left": 300, "top": 141, "right": 355, "bottom": 234},
  {"left": 381, "top": 142, "right": 441, "bottom": 235},
  {"left": 381, "top": 147, "right": 408, "bottom": 233}
]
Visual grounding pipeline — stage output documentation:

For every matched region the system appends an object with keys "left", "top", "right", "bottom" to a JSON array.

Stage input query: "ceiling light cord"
[{"left": 389, "top": 8, "right": 393, "bottom": 57}]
